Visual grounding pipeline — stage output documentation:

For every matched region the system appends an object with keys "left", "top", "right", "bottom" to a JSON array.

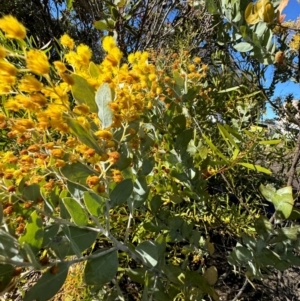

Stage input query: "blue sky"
[{"left": 264, "top": 0, "right": 300, "bottom": 119}]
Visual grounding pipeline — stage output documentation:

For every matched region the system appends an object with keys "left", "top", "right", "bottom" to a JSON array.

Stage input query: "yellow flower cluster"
[{"left": 0, "top": 15, "right": 26, "bottom": 40}]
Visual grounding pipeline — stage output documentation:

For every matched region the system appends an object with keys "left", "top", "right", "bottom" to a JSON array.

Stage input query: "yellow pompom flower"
[
  {"left": 102, "top": 36, "right": 116, "bottom": 52},
  {"left": 60, "top": 34, "right": 75, "bottom": 50},
  {"left": 77, "top": 44, "right": 92, "bottom": 65},
  {"left": 26, "top": 50, "right": 50, "bottom": 75},
  {"left": 18, "top": 75, "right": 43, "bottom": 92},
  {"left": 0, "top": 60, "right": 18, "bottom": 76},
  {"left": 51, "top": 149, "right": 65, "bottom": 158},
  {"left": 94, "top": 130, "right": 113, "bottom": 140},
  {"left": 0, "top": 15, "right": 26, "bottom": 40},
  {"left": 53, "top": 61, "right": 67, "bottom": 73}
]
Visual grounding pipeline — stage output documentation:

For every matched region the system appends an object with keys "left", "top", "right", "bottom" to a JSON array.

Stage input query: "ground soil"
[{"left": 203, "top": 231, "right": 300, "bottom": 301}]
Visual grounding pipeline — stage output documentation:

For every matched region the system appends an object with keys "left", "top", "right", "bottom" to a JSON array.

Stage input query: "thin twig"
[
  {"left": 231, "top": 278, "right": 248, "bottom": 301},
  {"left": 287, "top": 132, "right": 300, "bottom": 187}
]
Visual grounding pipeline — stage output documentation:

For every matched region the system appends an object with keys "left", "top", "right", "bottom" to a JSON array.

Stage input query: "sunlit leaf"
[
  {"left": 96, "top": 83, "right": 113, "bottom": 129},
  {"left": 19, "top": 211, "right": 44, "bottom": 255},
  {"left": 237, "top": 163, "right": 272, "bottom": 174},
  {"left": 233, "top": 42, "right": 253, "bottom": 52},
  {"left": 259, "top": 184, "right": 294, "bottom": 219},
  {"left": 89, "top": 62, "right": 100, "bottom": 78},
  {"left": 83, "top": 191, "right": 105, "bottom": 216},
  {"left": 136, "top": 241, "right": 158, "bottom": 267},
  {"left": 62, "top": 197, "right": 89, "bottom": 226},
  {"left": 94, "top": 20, "right": 108, "bottom": 31},
  {"left": 71, "top": 74, "right": 97, "bottom": 112}
]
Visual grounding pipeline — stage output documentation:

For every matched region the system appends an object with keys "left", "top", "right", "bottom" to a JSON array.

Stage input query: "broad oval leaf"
[
  {"left": 61, "top": 161, "right": 96, "bottom": 185},
  {"left": 260, "top": 184, "right": 294, "bottom": 219},
  {"left": 66, "top": 226, "right": 97, "bottom": 254},
  {"left": 233, "top": 42, "right": 253, "bottom": 52},
  {"left": 0, "top": 229, "right": 20, "bottom": 258},
  {"left": 96, "top": 83, "right": 113, "bottom": 129},
  {"left": 65, "top": 118, "right": 103, "bottom": 154},
  {"left": 136, "top": 240, "right": 158, "bottom": 267},
  {"left": 71, "top": 74, "right": 97, "bottom": 112},
  {"left": 62, "top": 197, "right": 89, "bottom": 226},
  {"left": 89, "top": 62, "right": 100, "bottom": 78},
  {"left": 83, "top": 191, "right": 105, "bottom": 216},
  {"left": 84, "top": 249, "right": 118, "bottom": 285},
  {"left": 19, "top": 210, "right": 44, "bottom": 255},
  {"left": 24, "top": 262, "right": 69, "bottom": 301},
  {"left": 94, "top": 20, "right": 108, "bottom": 31},
  {"left": 110, "top": 179, "right": 133, "bottom": 207},
  {"left": 204, "top": 266, "right": 218, "bottom": 286}
]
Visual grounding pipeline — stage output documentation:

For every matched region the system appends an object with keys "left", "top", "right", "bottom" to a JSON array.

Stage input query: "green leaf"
[
  {"left": 234, "top": 246, "right": 253, "bottom": 263},
  {"left": 125, "top": 267, "right": 146, "bottom": 284},
  {"left": 259, "top": 185, "right": 294, "bottom": 219},
  {"left": 83, "top": 191, "right": 106, "bottom": 216},
  {"left": 71, "top": 74, "right": 97, "bottom": 112},
  {"left": 217, "top": 123, "right": 239, "bottom": 150},
  {"left": 62, "top": 197, "right": 89, "bottom": 226},
  {"left": 0, "top": 203, "right": 2, "bottom": 225},
  {"left": 131, "top": 176, "right": 149, "bottom": 208},
  {"left": 24, "top": 262, "right": 69, "bottom": 301},
  {"left": 136, "top": 241, "right": 158, "bottom": 267},
  {"left": 256, "top": 248, "right": 280, "bottom": 266},
  {"left": 96, "top": 83, "right": 114, "bottom": 129},
  {"left": 84, "top": 249, "right": 118, "bottom": 285},
  {"left": 22, "top": 243, "right": 42, "bottom": 269},
  {"left": 43, "top": 224, "right": 60, "bottom": 247},
  {"left": 66, "top": 0, "right": 73, "bottom": 9},
  {"left": 259, "top": 139, "right": 281, "bottom": 145},
  {"left": 89, "top": 62, "right": 100, "bottom": 78},
  {"left": 67, "top": 227, "right": 97, "bottom": 254},
  {"left": 233, "top": 42, "right": 253, "bottom": 52},
  {"left": 185, "top": 271, "right": 219, "bottom": 300},
  {"left": 19, "top": 211, "right": 44, "bottom": 255},
  {"left": 94, "top": 20, "right": 108, "bottom": 31},
  {"left": 204, "top": 266, "right": 218, "bottom": 286},
  {"left": 288, "top": 208, "right": 300, "bottom": 220},
  {"left": 66, "top": 118, "right": 103, "bottom": 154},
  {"left": 138, "top": 157, "right": 155, "bottom": 176},
  {"left": 150, "top": 195, "right": 162, "bottom": 214},
  {"left": 110, "top": 179, "right": 133, "bottom": 207},
  {"left": 22, "top": 184, "right": 41, "bottom": 202},
  {"left": 0, "top": 264, "right": 14, "bottom": 293},
  {"left": 205, "top": 0, "right": 218, "bottom": 14},
  {"left": 254, "top": 216, "right": 274, "bottom": 240},
  {"left": 237, "top": 163, "right": 272, "bottom": 174},
  {"left": 203, "top": 134, "right": 229, "bottom": 163},
  {"left": 67, "top": 180, "right": 88, "bottom": 200},
  {"left": 218, "top": 85, "right": 242, "bottom": 93},
  {"left": 61, "top": 161, "right": 95, "bottom": 185},
  {"left": 169, "top": 115, "right": 186, "bottom": 134}
]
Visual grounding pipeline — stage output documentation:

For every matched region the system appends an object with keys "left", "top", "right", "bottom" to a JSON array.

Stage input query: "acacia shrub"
[{"left": 0, "top": 14, "right": 298, "bottom": 301}]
